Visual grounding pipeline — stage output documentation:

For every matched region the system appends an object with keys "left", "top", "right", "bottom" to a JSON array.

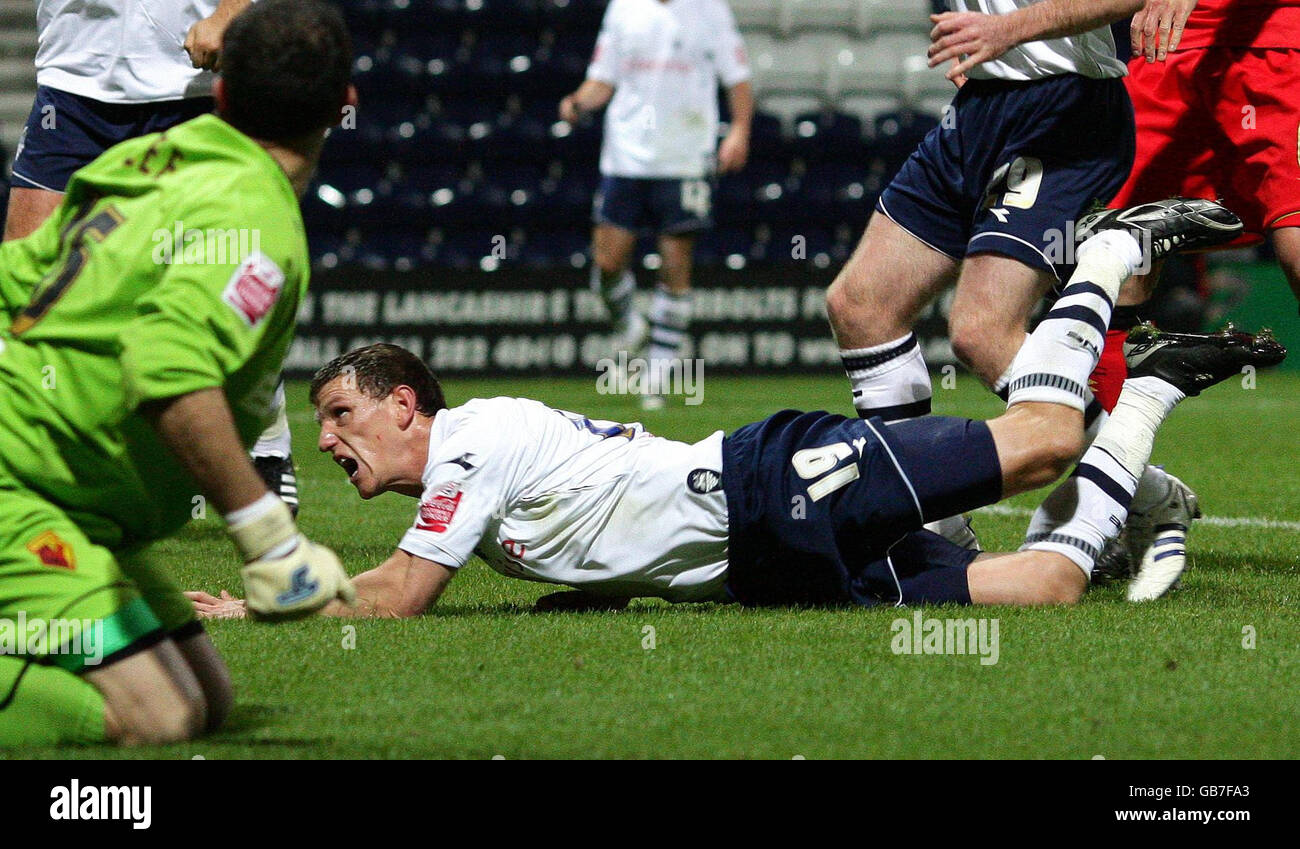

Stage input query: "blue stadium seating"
[{"left": 311, "top": 0, "right": 935, "bottom": 269}]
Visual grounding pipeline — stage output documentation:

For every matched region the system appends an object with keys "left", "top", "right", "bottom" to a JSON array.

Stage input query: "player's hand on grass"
[
  {"left": 185, "top": 590, "right": 247, "bottom": 620},
  {"left": 717, "top": 129, "right": 749, "bottom": 174},
  {"left": 927, "top": 12, "right": 1019, "bottom": 81},
  {"left": 1132, "top": 0, "right": 1196, "bottom": 63},
  {"left": 226, "top": 494, "right": 356, "bottom": 621}
]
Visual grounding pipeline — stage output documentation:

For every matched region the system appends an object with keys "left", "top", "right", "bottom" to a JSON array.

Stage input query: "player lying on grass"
[
  {"left": 0, "top": 0, "right": 355, "bottom": 748},
  {"left": 190, "top": 200, "right": 1284, "bottom": 620}
]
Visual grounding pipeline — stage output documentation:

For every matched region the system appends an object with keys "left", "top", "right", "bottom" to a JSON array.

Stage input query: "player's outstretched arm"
[
  {"left": 144, "top": 387, "right": 355, "bottom": 620},
  {"left": 929, "top": 0, "right": 1145, "bottom": 80},
  {"left": 324, "top": 550, "right": 454, "bottom": 618},
  {"left": 187, "top": 549, "right": 453, "bottom": 619}
]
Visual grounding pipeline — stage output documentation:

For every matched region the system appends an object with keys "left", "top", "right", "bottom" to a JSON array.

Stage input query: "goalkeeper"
[{"left": 0, "top": 0, "right": 354, "bottom": 747}]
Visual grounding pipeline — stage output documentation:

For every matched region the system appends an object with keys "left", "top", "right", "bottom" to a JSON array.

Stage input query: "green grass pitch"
[{"left": 8, "top": 371, "right": 1300, "bottom": 759}]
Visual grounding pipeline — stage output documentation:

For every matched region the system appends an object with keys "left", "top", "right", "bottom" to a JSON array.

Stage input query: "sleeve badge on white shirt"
[{"left": 417, "top": 482, "right": 464, "bottom": 533}]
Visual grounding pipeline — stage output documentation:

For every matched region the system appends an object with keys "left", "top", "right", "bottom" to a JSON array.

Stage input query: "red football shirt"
[{"left": 1178, "top": 0, "right": 1300, "bottom": 49}]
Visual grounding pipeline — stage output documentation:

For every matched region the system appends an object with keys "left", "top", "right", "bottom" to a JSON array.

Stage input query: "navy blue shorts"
[
  {"left": 878, "top": 74, "right": 1135, "bottom": 280},
  {"left": 11, "top": 86, "right": 214, "bottom": 193},
  {"left": 721, "top": 411, "right": 1002, "bottom": 607},
  {"left": 593, "top": 175, "right": 714, "bottom": 235}
]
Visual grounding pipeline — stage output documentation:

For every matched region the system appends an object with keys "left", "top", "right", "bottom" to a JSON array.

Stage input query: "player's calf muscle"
[
  {"left": 968, "top": 552, "right": 1086, "bottom": 606},
  {"left": 84, "top": 641, "right": 208, "bottom": 744},
  {"left": 988, "top": 405, "right": 1085, "bottom": 495},
  {"left": 175, "top": 632, "right": 233, "bottom": 733}
]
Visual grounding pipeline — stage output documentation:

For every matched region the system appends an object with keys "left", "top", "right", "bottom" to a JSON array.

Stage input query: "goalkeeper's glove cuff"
[{"left": 225, "top": 492, "right": 297, "bottom": 562}]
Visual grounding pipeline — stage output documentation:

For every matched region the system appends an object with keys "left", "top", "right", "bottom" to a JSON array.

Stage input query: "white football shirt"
[
  {"left": 36, "top": 1, "right": 229, "bottom": 103},
  {"left": 587, "top": 0, "right": 751, "bottom": 178},
  {"left": 948, "top": 0, "right": 1127, "bottom": 81},
  {"left": 398, "top": 398, "right": 731, "bottom": 603}
]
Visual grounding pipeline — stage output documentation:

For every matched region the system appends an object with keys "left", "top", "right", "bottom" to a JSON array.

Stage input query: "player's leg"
[
  {"left": 826, "top": 204, "right": 959, "bottom": 422},
  {"left": 4, "top": 86, "right": 84, "bottom": 241},
  {"left": 1271, "top": 226, "right": 1300, "bottom": 305},
  {"left": 251, "top": 379, "right": 299, "bottom": 516},
  {"left": 869, "top": 205, "right": 1253, "bottom": 601},
  {"left": 590, "top": 176, "right": 646, "bottom": 356},
  {"left": 642, "top": 231, "right": 695, "bottom": 410},
  {"left": 3, "top": 187, "right": 64, "bottom": 241},
  {"left": 967, "top": 551, "right": 1087, "bottom": 605},
  {"left": 81, "top": 641, "right": 208, "bottom": 744},
  {"left": 639, "top": 177, "right": 712, "bottom": 409},
  {"left": 121, "top": 546, "right": 233, "bottom": 732},
  {"left": 950, "top": 229, "right": 1143, "bottom": 501},
  {"left": 0, "top": 491, "right": 215, "bottom": 745},
  {"left": 926, "top": 324, "right": 1286, "bottom": 609},
  {"left": 946, "top": 254, "right": 1057, "bottom": 388}
]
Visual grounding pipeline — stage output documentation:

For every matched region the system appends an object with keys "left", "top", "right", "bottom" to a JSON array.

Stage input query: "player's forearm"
[
  {"left": 568, "top": 80, "right": 615, "bottom": 115},
  {"left": 1009, "top": 0, "right": 1144, "bottom": 43},
  {"left": 317, "top": 552, "right": 451, "bottom": 618},
  {"left": 724, "top": 81, "right": 754, "bottom": 134},
  {"left": 142, "top": 388, "right": 268, "bottom": 515}
]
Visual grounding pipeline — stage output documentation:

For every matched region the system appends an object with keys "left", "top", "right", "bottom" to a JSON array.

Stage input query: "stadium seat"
[
  {"left": 460, "top": 0, "right": 542, "bottom": 27},
  {"left": 834, "top": 32, "right": 931, "bottom": 97},
  {"left": 547, "top": 115, "right": 602, "bottom": 162},
  {"left": 519, "top": 227, "right": 590, "bottom": 268},
  {"left": 758, "top": 94, "right": 825, "bottom": 135},
  {"left": 799, "top": 161, "right": 880, "bottom": 222},
  {"left": 901, "top": 50, "right": 958, "bottom": 105},
  {"left": 716, "top": 159, "right": 790, "bottom": 224},
  {"left": 857, "top": 0, "right": 933, "bottom": 36},
  {"left": 483, "top": 111, "right": 553, "bottom": 161},
  {"left": 780, "top": 32, "right": 851, "bottom": 95},
  {"left": 791, "top": 109, "right": 867, "bottom": 162},
  {"left": 538, "top": 0, "right": 609, "bottom": 31},
  {"left": 755, "top": 225, "right": 835, "bottom": 265},
  {"left": 743, "top": 32, "right": 782, "bottom": 94},
  {"left": 695, "top": 226, "right": 757, "bottom": 266},
  {"left": 731, "top": 0, "right": 782, "bottom": 33},
  {"left": 353, "top": 226, "right": 436, "bottom": 272},
  {"left": 840, "top": 94, "right": 904, "bottom": 134},
  {"left": 916, "top": 94, "right": 953, "bottom": 121},
  {"left": 747, "top": 111, "right": 789, "bottom": 161},
  {"left": 779, "top": 0, "right": 858, "bottom": 36},
  {"left": 873, "top": 109, "right": 940, "bottom": 171}
]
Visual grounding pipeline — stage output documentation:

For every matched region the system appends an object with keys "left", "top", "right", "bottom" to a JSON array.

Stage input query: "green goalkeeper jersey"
[{"left": 0, "top": 114, "right": 308, "bottom": 550}]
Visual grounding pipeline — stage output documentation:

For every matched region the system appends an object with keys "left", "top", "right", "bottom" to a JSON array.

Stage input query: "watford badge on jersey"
[{"left": 27, "top": 530, "right": 76, "bottom": 570}]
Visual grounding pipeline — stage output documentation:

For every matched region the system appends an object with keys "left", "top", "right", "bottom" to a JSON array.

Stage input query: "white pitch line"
[{"left": 976, "top": 504, "right": 1300, "bottom": 533}]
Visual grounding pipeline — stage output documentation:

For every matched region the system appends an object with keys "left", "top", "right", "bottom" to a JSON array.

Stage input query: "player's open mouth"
[{"left": 337, "top": 456, "right": 359, "bottom": 479}]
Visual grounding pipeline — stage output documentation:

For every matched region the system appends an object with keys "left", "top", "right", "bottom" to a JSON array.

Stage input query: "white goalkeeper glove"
[{"left": 225, "top": 493, "right": 356, "bottom": 621}]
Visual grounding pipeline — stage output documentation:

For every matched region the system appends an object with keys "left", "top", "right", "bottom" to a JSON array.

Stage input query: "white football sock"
[
  {"left": 592, "top": 265, "right": 637, "bottom": 328},
  {"left": 1022, "top": 376, "right": 1183, "bottom": 576},
  {"left": 841, "top": 332, "right": 932, "bottom": 421},
  {"left": 646, "top": 286, "right": 692, "bottom": 390},
  {"left": 1006, "top": 231, "right": 1140, "bottom": 412}
]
